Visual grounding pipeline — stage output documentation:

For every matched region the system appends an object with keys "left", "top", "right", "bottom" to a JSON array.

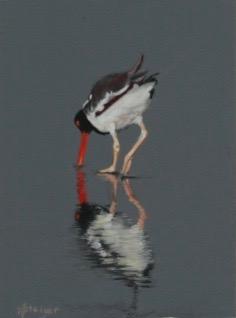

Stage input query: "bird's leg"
[
  {"left": 97, "top": 173, "right": 119, "bottom": 214},
  {"left": 99, "top": 130, "right": 120, "bottom": 174},
  {"left": 121, "top": 120, "right": 148, "bottom": 176},
  {"left": 122, "top": 178, "right": 147, "bottom": 229}
]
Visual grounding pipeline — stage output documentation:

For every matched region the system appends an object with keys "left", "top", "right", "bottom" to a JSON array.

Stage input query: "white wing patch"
[
  {"left": 95, "top": 91, "right": 111, "bottom": 112},
  {"left": 82, "top": 99, "right": 89, "bottom": 108},
  {"left": 82, "top": 94, "right": 93, "bottom": 108},
  {"left": 93, "top": 84, "right": 130, "bottom": 113},
  {"left": 112, "top": 83, "right": 130, "bottom": 96}
]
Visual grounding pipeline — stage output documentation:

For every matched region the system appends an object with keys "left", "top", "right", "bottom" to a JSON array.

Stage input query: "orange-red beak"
[{"left": 77, "top": 132, "right": 90, "bottom": 166}]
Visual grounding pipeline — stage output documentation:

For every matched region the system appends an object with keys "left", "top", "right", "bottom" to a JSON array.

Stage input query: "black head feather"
[
  {"left": 74, "top": 110, "right": 94, "bottom": 133},
  {"left": 74, "top": 110, "right": 107, "bottom": 135}
]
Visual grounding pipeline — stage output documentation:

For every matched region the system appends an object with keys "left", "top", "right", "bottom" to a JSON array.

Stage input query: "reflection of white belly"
[
  {"left": 87, "top": 82, "right": 155, "bottom": 133},
  {"left": 86, "top": 213, "right": 153, "bottom": 275}
]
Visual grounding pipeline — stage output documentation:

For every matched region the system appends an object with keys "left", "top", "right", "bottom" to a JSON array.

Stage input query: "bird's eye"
[{"left": 76, "top": 120, "right": 80, "bottom": 127}]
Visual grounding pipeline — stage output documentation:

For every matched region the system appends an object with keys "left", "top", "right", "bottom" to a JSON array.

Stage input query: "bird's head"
[{"left": 74, "top": 110, "right": 93, "bottom": 167}]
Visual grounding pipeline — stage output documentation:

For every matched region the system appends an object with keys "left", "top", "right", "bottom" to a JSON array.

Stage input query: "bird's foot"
[
  {"left": 98, "top": 166, "right": 117, "bottom": 174},
  {"left": 97, "top": 172, "right": 119, "bottom": 185}
]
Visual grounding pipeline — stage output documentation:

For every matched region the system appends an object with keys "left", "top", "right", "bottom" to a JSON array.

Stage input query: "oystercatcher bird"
[{"left": 74, "top": 55, "right": 158, "bottom": 175}]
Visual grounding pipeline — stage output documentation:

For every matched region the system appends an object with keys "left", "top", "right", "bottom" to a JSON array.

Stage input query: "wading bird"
[{"left": 74, "top": 55, "right": 158, "bottom": 175}]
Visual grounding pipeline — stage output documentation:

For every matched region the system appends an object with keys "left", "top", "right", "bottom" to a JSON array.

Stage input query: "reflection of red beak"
[
  {"left": 77, "top": 132, "right": 90, "bottom": 166},
  {"left": 76, "top": 169, "right": 88, "bottom": 204}
]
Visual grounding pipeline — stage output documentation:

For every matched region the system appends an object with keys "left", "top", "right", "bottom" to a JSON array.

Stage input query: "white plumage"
[{"left": 87, "top": 82, "right": 155, "bottom": 133}]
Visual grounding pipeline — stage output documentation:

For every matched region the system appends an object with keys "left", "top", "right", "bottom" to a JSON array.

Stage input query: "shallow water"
[
  {"left": 1, "top": 1, "right": 235, "bottom": 317},
  {"left": 1, "top": 155, "right": 235, "bottom": 318}
]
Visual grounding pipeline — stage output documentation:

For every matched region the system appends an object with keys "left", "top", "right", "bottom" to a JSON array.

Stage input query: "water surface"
[{"left": 0, "top": 1, "right": 235, "bottom": 317}]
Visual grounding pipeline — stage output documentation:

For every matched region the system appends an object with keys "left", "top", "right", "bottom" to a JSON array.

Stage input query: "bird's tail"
[
  {"left": 131, "top": 70, "right": 148, "bottom": 83},
  {"left": 128, "top": 54, "right": 144, "bottom": 77},
  {"left": 128, "top": 55, "right": 159, "bottom": 85},
  {"left": 142, "top": 72, "right": 159, "bottom": 84}
]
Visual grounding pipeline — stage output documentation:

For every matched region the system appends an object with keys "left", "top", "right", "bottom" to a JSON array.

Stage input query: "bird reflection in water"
[{"left": 74, "top": 170, "right": 154, "bottom": 316}]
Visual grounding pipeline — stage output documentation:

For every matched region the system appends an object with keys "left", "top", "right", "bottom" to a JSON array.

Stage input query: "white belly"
[{"left": 87, "top": 82, "right": 155, "bottom": 133}]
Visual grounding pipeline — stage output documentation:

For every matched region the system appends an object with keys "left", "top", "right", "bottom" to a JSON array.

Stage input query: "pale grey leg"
[
  {"left": 99, "top": 129, "right": 120, "bottom": 173},
  {"left": 121, "top": 120, "right": 148, "bottom": 176}
]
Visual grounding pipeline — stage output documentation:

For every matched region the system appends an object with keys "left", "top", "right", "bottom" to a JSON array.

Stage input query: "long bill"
[{"left": 77, "top": 132, "right": 90, "bottom": 166}]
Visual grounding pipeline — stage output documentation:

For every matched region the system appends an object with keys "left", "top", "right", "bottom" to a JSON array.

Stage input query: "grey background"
[{"left": 0, "top": 1, "right": 235, "bottom": 317}]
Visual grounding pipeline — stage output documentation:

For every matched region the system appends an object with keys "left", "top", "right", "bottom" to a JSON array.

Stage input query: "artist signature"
[{"left": 17, "top": 303, "right": 60, "bottom": 318}]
